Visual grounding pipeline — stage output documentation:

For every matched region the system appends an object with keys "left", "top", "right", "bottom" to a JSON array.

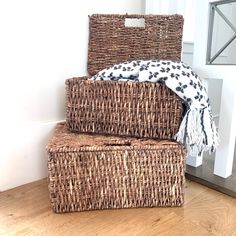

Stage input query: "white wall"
[{"left": 0, "top": 0, "right": 145, "bottom": 191}]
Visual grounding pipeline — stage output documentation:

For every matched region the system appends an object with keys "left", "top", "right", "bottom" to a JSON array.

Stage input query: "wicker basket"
[
  {"left": 66, "top": 77, "right": 183, "bottom": 139},
  {"left": 47, "top": 123, "right": 186, "bottom": 213},
  {"left": 66, "top": 14, "right": 184, "bottom": 139},
  {"left": 88, "top": 14, "right": 184, "bottom": 76}
]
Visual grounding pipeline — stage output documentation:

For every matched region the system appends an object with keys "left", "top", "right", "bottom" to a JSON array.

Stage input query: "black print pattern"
[
  {"left": 91, "top": 59, "right": 210, "bottom": 108},
  {"left": 176, "top": 82, "right": 188, "bottom": 94},
  {"left": 90, "top": 59, "right": 218, "bottom": 155}
]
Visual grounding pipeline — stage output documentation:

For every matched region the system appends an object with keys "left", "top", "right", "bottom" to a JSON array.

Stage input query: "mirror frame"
[{"left": 206, "top": 0, "right": 236, "bottom": 65}]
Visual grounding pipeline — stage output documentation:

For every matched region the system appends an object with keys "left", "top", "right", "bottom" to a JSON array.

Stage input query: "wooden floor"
[{"left": 1, "top": 179, "right": 236, "bottom": 236}]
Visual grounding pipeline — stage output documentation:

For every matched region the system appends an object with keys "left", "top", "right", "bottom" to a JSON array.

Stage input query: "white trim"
[
  {"left": 214, "top": 86, "right": 236, "bottom": 177},
  {"left": 187, "top": 153, "right": 203, "bottom": 167},
  {"left": 193, "top": 0, "right": 236, "bottom": 178},
  {"left": 145, "top": 0, "right": 195, "bottom": 42},
  {"left": 145, "top": 0, "right": 154, "bottom": 14}
]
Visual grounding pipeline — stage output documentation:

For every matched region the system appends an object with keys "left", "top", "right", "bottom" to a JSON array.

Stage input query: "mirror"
[{"left": 206, "top": 0, "right": 236, "bottom": 65}]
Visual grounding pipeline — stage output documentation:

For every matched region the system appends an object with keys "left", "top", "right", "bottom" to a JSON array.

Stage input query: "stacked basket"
[{"left": 46, "top": 14, "right": 187, "bottom": 213}]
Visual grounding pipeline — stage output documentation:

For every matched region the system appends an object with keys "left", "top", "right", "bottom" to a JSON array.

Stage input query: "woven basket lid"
[
  {"left": 87, "top": 14, "right": 184, "bottom": 76},
  {"left": 46, "top": 123, "right": 182, "bottom": 152}
]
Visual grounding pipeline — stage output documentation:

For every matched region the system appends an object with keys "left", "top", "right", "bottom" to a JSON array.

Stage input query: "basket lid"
[
  {"left": 46, "top": 123, "right": 182, "bottom": 152},
  {"left": 87, "top": 14, "right": 184, "bottom": 76}
]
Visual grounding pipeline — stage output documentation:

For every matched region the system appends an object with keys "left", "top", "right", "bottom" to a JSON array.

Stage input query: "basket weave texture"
[
  {"left": 88, "top": 14, "right": 184, "bottom": 76},
  {"left": 47, "top": 14, "right": 186, "bottom": 213},
  {"left": 66, "top": 14, "right": 184, "bottom": 138},
  {"left": 66, "top": 77, "right": 183, "bottom": 139},
  {"left": 47, "top": 123, "right": 186, "bottom": 213}
]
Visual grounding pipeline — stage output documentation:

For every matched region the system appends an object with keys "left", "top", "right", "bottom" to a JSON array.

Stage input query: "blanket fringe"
[{"left": 175, "top": 107, "right": 219, "bottom": 156}]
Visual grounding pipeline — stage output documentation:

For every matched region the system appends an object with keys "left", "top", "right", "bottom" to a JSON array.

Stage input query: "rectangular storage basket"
[
  {"left": 66, "top": 77, "right": 183, "bottom": 139},
  {"left": 47, "top": 123, "right": 186, "bottom": 213},
  {"left": 66, "top": 14, "right": 184, "bottom": 139}
]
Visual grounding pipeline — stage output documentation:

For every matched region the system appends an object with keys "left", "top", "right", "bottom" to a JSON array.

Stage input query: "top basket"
[
  {"left": 88, "top": 14, "right": 184, "bottom": 76},
  {"left": 66, "top": 14, "right": 184, "bottom": 139}
]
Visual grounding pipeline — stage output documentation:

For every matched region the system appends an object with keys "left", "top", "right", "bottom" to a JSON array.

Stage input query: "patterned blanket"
[{"left": 90, "top": 60, "right": 218, "bottom": 155}]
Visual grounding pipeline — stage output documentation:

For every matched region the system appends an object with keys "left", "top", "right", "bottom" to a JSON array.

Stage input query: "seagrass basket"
[
  {"left": 66, "top": 77, "right": 183, "bottom": 139},
  {"left": 66, "top": 14, "right": 184, "bottom": 139},
  {"left": 47, "top": 123, "right": 186, "bottom": 213}
]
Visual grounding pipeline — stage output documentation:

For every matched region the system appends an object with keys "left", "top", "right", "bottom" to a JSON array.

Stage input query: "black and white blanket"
[{"left": 90, "top": 60, "right": 218, "bottom": 155}]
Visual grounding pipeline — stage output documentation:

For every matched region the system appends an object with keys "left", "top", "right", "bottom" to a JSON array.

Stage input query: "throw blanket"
[{"left": 90, "top": 60, "right": 218, "bottom": 155}]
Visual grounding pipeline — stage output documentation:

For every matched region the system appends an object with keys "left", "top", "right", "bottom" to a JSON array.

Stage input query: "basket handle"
[
  {"left": 104, "top": 140, "right": 132, "bottom": 146},
  {"left": 123, "top": 14, "right": 147, "bottom": 19},
  {"left": 123, "top": 14, "right": 146, "bottom": 28}
]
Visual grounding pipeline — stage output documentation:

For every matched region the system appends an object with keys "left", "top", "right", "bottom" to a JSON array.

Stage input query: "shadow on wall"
[{"left": 0, "top": 121, "right": 59, "bottom": 192}]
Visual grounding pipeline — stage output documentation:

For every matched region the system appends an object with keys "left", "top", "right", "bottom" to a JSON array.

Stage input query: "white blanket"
[{"left": 90, "top": 60, "right": 218, "bottom": 155}]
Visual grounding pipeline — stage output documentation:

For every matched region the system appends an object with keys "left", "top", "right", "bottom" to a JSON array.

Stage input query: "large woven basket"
[
  {"left": 66, "top": 77, "right": 183, "bottom": 139},
  {"left": 66, "top": 14, "right": 184, "bottom": 139},
  {"left": 47, "top": 123, "right": 186, "bottom": 213}
]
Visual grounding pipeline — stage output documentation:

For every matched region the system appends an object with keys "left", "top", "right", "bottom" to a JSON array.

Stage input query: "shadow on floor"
[{"left": 186, "top": 149, "right": 236, "bottom": 198}]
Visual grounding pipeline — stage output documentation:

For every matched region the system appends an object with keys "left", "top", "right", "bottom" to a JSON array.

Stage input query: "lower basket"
[{"left": 46, "top": 123, "right": 186, "bottom": 213}]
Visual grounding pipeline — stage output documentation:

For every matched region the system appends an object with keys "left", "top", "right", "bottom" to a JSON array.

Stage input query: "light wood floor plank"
[
  {"left": 174, "top": 186, "right": 236, "bottom": 235},
  {"left": 0, "top": 179, "right": 236, "bottom": 236}
]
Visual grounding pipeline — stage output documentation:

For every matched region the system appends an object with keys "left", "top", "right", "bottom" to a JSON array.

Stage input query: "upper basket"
[
  {"left": 66, "top": 14, "right": 184, "bottom": 139},
  {"left": 88, "top": 14, "right": 184, "bottom": 76}
]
